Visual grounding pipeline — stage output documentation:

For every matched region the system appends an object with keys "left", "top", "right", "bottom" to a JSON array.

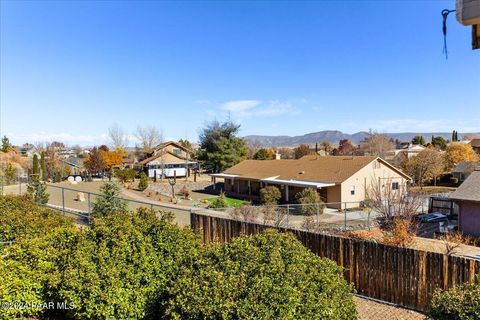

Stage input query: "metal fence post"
[
  {"left": 62, "top": 187, "right": 65, "bottom": 214},
  {"left": 286, "top": 204, "right": 289, "bottom": 228},
  {"left": 87, "top": 192, "right": 91, "bottom": 224}
]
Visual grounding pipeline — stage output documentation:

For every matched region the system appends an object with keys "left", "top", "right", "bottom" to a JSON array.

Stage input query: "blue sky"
[{"left": 1, "top": 0, "right": 479, "bottom": 146}]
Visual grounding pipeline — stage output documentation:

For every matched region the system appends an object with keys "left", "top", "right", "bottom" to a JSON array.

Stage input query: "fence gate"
[{"left": 428, "top": 197, "right": 459, "bottom": 215}]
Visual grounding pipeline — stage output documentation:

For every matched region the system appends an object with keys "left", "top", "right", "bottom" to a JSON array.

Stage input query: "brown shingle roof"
[
  {"left": 470, "top": 139, "right": 480, "bottom": 148},
  {"left": 223, "top": 156, "right": 383, "bottom": 184},
  {"left": 450, "top": 170, "right": 480, "bottom": 202}
]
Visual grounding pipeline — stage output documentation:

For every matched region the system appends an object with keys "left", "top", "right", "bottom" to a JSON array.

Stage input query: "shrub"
[
  {"left": 92, "top": 181, "right": 127, "bottom": 216},
  {"left": 138, "top": 172, "right": 149, "bottom": 191},
  {"left": 260, "top": 186, "right": 281, "bottom": 205},
  {"left": 179, "top": 185, "right": 190, "bottom": 198},
  {"left": 382, "top": 218, "right": 417, "bottom": 247},
  {"left": 54, "top": 209, "right": 200, "bottom": 320},
  {"left": 296, "top": 188, "right": 325, "bottom": 216},
  {"left": 428, "top": 280, "right": 480, "bottom": 320},
  {"left": 0, "top": 255, "right": 45, "bottom": 319},
  {"left": 208, "top": 192, "right": 229, "bottom": 208},
  {"left": 115, "top": 169, "right": 137, "bottom": 183},
  {"left": 230, "top": 205, "right": 258, "bottom": 222},
  {"left": 165, "top": 229, "right": 357, "bottom": 320},
  {"left": 0, "top": 196, "right": 76, "bottom": 319},
  {"left": 0, "top": 195, "right": 71, "bottom": 242},
  {"left": 26, "top": 178, "right": 49, "bottom": 204}
]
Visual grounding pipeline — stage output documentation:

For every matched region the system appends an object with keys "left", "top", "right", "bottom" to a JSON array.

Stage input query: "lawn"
[
  {"left": 409, "top": 186, "right": 457, "bottom": 194},
  {"left": 204, "top": 196, "right": 247, "bottom": 207}
]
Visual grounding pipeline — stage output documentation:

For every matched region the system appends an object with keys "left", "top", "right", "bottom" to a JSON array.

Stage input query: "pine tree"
[
  {"left": 27, "top": 177, "right": 49, "bottom": 204},
  {"left": 1, "top": 136, "right": 12, "bottom": 152},
  {"left": 92, "top": 181, "right": 127, "bottom": 216}
]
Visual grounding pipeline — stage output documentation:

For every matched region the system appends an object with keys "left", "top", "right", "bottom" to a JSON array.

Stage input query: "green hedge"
[
  {"left": 0, "top": 195, "right": 357, "bottom": 320},
  {"left": 428, "top": 281, "right": 480, "bottom": 320},
  {"left": 164, "top": 229, "right": 357, "bottom": 320}
]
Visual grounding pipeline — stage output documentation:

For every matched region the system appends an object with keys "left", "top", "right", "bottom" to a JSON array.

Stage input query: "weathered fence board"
[{"left": 190, "top": 212, "right": 480, "bottom": 312}]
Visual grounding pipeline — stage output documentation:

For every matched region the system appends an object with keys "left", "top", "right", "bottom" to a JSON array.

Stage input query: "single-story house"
[
  {"left": 386, "top": 144, "right": 425, "bottom": 167},
  {"left": 137, "top": 141, "right": 198, "bottom": 178},
  {"left": 450, "top": 168, "right": 480, "bottom": 237},
  {"left": 61, "top": 156, "right": 84, "bottom": 176},
  {"left": 211, "top": 155, "right": 411, "bottom": 209},
  {"left": 470, "top": 138, "right": 480, "bottom": 155},
  {"left": 452, "top": 161, "right": 479, "bottom": 182}
]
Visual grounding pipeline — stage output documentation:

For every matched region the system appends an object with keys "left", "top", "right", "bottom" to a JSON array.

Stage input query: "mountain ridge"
[{"left": 244, "top": 130, "right": 480, "bottom": 147}]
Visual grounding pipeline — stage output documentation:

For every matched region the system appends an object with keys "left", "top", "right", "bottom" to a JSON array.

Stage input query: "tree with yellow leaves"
[
  {"left": 101, "top": 148, "right": 126, "bottom": 179},
  {"left": 444, "top": 143, "right": 479, "bottom": 171}
]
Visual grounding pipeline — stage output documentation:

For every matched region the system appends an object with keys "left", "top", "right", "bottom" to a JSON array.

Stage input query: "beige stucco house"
[{"left": 211, "top": 155, "right": 411, "bottom": 209}]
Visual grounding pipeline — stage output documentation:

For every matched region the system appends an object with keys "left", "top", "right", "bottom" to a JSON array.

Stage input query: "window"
[
  {"left": 172, "top": 148, "right": 181, "bottom": 155},
  {"left": 392, "top": 182, "right": 399, "bottom": 190},
  {"left": 350, "top": 185, "right": 355, "bottom": 195},
  {"left": 373, "top": 161, "right": 381, "bottom": 169}
]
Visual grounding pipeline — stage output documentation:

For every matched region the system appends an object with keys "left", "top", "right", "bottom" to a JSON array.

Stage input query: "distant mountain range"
[{"left": 244, "top": 130, "right": 480, "bottom": 147}]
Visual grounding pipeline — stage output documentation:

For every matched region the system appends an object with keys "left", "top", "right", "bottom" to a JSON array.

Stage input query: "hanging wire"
[{"left": 442, "top": 9, "right": 456, "bottom": 59}]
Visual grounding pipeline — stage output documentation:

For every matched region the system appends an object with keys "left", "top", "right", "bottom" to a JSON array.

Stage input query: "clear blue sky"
[{"left": 1, "top": 0, "right": 479, "bottom": 146}]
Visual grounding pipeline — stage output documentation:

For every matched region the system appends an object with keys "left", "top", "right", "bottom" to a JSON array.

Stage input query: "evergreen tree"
[
  {"left": 137, "top": 172, "right": 149, "bottom": 191},
  {"left": 27, "top": 177, "right": 49, "bottom": 204},
  {"left": 92, "top": 181, "right": 127, "bottom": 216},
  {"left": 412, "top": 135, "right": 426, "bottom": 146},
  {"left": 197, "top": 120, "right": 247, "bottom": 173},
  {"left": 40, "top": 151, "right": 47, "bottom": 181},
  {"left": 253, "top": 148, "right": 274, "bottom": 160},
  {"left": 1, "top": 136, "right": 12, "bottom": 152},
  {"left": 451, "top": 130, "right": 459, "bottom": 142},
  {"left": 32, "top": 154, "right": 40, "bottom": 177},
  {"left": 4, "top": 163, "right": 17, "bottom": 185}
]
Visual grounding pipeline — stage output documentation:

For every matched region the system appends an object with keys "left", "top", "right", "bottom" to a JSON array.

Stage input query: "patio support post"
[{"left": 285, "top": 184, "right": 289, "bottom": 202}]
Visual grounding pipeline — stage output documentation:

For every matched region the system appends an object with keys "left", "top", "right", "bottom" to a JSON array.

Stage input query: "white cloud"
[
  {"left": 256, "top": 100, "right": 300, "bottom": 116},
  {"left": 7, "top": 132, "right": 110, "bottom": 146},
  {"left": 218, "top": 99, "right": 300, "bottom": 118},
  {"left": 221, "top": 100, "right": 261, "bottom": 113}
]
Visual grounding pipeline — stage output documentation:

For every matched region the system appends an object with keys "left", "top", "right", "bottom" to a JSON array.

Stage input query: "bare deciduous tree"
[
  {"left": 366, "top": 177, "right": 422, "bottom": 229},
  {"left": 134, "top": 125, "right": 163, "bottom": 153},
  {"left": 108, "top": 124, "right": 129, "bottom": 149},
  {"left": 360, "top": 131, "right": 395, "bottom": 159},
  {"left": 319, "top": 141, "right": 333, "bottom": 155}
]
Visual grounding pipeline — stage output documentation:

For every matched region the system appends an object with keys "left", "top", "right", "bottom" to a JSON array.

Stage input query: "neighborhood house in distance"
[
  {"left": 211, "top": 155, "right": 410, "bottom": 209},
  {"left": 137, "top": 141, "right": 198, "bottom": 178}
]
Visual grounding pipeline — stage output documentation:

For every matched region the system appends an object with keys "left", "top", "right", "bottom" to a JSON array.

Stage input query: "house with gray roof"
[
  {"left": 450, "top": 168, "right": 480, "bottom": 237},
  {"left": 452, "top": 161, "right": 479, "bottom": 182}
]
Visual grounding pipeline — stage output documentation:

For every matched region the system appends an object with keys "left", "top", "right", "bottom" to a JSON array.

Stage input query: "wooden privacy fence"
[{"left": 190, "top": 212, "right": 480, "bottom": 312}]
